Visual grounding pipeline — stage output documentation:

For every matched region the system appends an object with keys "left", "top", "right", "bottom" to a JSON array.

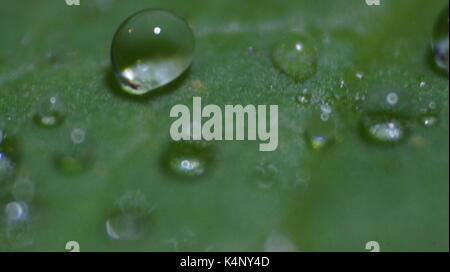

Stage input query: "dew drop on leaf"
[
  {"left": 105, "top": 214, "right": 143, "bottom": 241},
  {"left": 33, "top": 95, "right": 66, "bottom": 128},
  {"left": 360, "top": 111, "right": 409, "bottom": 145},
  {"left": 432, "top": 5, "right": 449, "bottom": 74},
  {"left": 162, "top": 141, "right": 214, "bottom": 178},
  {"left": 272, "top": 34, "right": 317, "bottom": 82},
  {"left": 419, "top": 114, "right": 438, "bottom": 128},
  {"left": 111, "top": 9, "right": 195, "bottom": 95},
  {"left": 54, "top": 128, "right": 92, "bottom": 174}
]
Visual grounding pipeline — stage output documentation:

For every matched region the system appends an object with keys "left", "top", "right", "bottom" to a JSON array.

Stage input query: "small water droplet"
[
  {"left": 419, "top": 114, "right": 438, "bottom": 128},
  {"left": 264, "top": 233, "right": 299, "bottom": 252},
  {"left": 162, "top": 141, "right": 214, "bottom": 178},
  {"left": 55, "top": 128, "right": 92, "bottom": 174},
  {"left": 255, "top": 162, "right": 279, "bottom": 189},
  {"left": 272, "top": 34, "right": 317, "bottom": 82},
  {"left": 296, "top": 95, "right": 310, "bottom": 105},
  {"left": 117, "top": 191, "right": 153, "bottom": 217},
  {"left": 70, "top": 127, "right": 86, "bottom": 144},
  {"left": 105, "top": 214, "right": 143, "bottom": 241},
  {"left": 5, "top": 201, "right": 29, "bottom": 222},
  {"left": 0, "top": 131, "right": 18, "bottom": 184},
  {"left": 386, "top": 91, "right": 399, "bottom": 105},
  {"left": 360, "top": 112, "right": 409, "bottom": 145},
  {"left": 4, "top": 201, "right": 34, "bottom": 248},
  {"left": 419, "top": 81, "right": 427, "bottom": 88},
  {"left": 303, "top": 113, "right": 338, "bottom": 150},
  {"left": 432, "top": 5, "right": 449, "bottom": 74},
  {"left": 33, "top": 95, "right": 66, "bottom": 127},
  {"left": 111, "top": 9, "right": 195, "bottom": 95},
  {"left": 355, "top": 72, "right": 364, "bottom": 79},
  {"left": 12, "top": 177, "right": 35, "bottom": 202},
  {"left": 0, "top": 152, "right": 14, "bottom": 183}
]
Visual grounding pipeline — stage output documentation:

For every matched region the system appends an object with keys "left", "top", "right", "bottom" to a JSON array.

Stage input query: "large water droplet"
[
  {"left": 33, "top": 95, "right": 66, "bottom": 127},
  {"left": 272, "top": 34, "right": 317, "bottom": 82},
  {"left": 360, "top": 112, "right": 409, "bottom": 145},
  {"left": 162, "top": 141, "right": 214, "bottom": 178},
  {"left": 432, "top": 5, "right": 449, "bottom": 74},
  {"left": 111, "top": 9, "right": 195, "bottom": 95}
]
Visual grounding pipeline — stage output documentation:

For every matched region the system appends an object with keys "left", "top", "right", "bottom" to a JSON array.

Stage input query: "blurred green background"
[{"left": 0, "top": 0, "right": 448, "bottom": 251}]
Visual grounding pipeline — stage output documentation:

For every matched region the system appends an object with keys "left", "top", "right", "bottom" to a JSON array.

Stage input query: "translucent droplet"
[
  {"left": 70, "top": 127, "right": 86, "bottom": 144},
  {"left": 272, "top": 34, "right": 317, "bottom": 82},
  {"left": 33, "top": 95, "right": 66, "bottom": 127},
  {"left": 55, "top": 128, "right": 92, "bottom": 174},
  {"left": 4, "top": 201, "right": 34, "bottom": 248},
  {"left": 255, "top": 162, "right": 279, "bottom": 189},
  {"left": 0, "top": 152, "right": 14, "bottom": 183},
  {"left": 12, "top": 177, "right": 35, "bottom": 202},
  {"left": 432, "top": 5, "right": 449, "bottom": 74},
  {"left": 264, "top": 233, "right": 299, "bottom": 252},
  {"left": 360, "top": 112, "right": 409, "bottom": 145},
  {"left": 0, "top": 131, "right": 18, "bottom": 183},
  {"left": 5, "top": 201, "right": 29, "bottom": 222},
  {"left": 296, "top": 95, "right": 310, "bottom": 105},
  {"left": 419, "top": 114, "right": 438, "bottom": 128},
  {"left": 117, "top": 191, "right": 153, "bottom": 217},
  {"left": 386, "top": 91, "right": 399, "bottom": 105},
  {"left": 111, "top": 9, "right": 195, "bottom": 95},
  {"left": 162, "top": 141, "right": 214, "bottom": 178},
  {"left": 304, "top": 134, "right": 335, "bottom": 150},
  {"left": 105, "top": 214, "right": 143, "bottom": 241},
  {"left": 5, "top": 221, "right": 34, "bottom": 248}
]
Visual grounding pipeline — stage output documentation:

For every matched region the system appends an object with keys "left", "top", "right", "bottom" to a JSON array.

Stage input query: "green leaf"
[{"left": 0, "top": 0, "right": 448, "bottom": 251}]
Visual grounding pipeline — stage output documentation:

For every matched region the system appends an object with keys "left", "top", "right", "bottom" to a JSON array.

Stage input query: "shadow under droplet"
[{"left": 104, "top": 66, "right": 191, "bottom": 103}]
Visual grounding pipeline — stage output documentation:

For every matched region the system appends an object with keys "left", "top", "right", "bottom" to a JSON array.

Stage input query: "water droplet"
[
  {"left": 105, "top": 214, "right": 143, "bottom": 241},
  {"left": 264, "top": 233, "right": 299, "bottom": 252},
  {"left": 111, "top": 9, "right": 195, "bottom": 95},
  {"left": 12, "top": 177, "right": 35, "bottom": 202},
  {"left": 386, "top": 91, "right": 399, "bottom": 105},
  {"left": 419, "top": 114, "right": 438, "bottom": 128},
  {"left": 419, "top": 81, "right": 427, "bottom": 88},
  {"left": 296, "top": 95, "right": 310, "bottom": 105},
  {"left": 162, "top": 141, "right": 214, "bottom": 178},
  {"left": 0, "top": 152, "right": 14, "bottom": 183},
  {"left": 33, "top": 95, "right": 65, "bottom": 127},
  {"left": 0, "top": 131, "right": 18, "bottom": 183},
  {"left": 272, "top": 34, "right": 317, "bottom": 82},
  {"left": 355, "top": 72, "right": 364, "bottom": 79},
  {"left": 5, "top": 201, "right": 29, "bottom": 222},
  {"left": 304, "top": 134, "right": 335, "bottom": 150},
  {"left": 360, "top": 112, "right": 409, "bottom": 145},
  {"left": 117, "top": 191, "right": 153, "bottom": 217},
  {"left": 70, "top": 127, "right": 86, "bottom": 144},
  {"left": 255, "top": 162, "right": 279, "bottom": 189},
  {"left": 4, "top": 201, "right": 34, "bottom": 248},
  {"left": 432, "top": 5, "right": 449, "bottom": 74},
  {"left": 55, "top": 128, "right": 92, "bottom": 174}
]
